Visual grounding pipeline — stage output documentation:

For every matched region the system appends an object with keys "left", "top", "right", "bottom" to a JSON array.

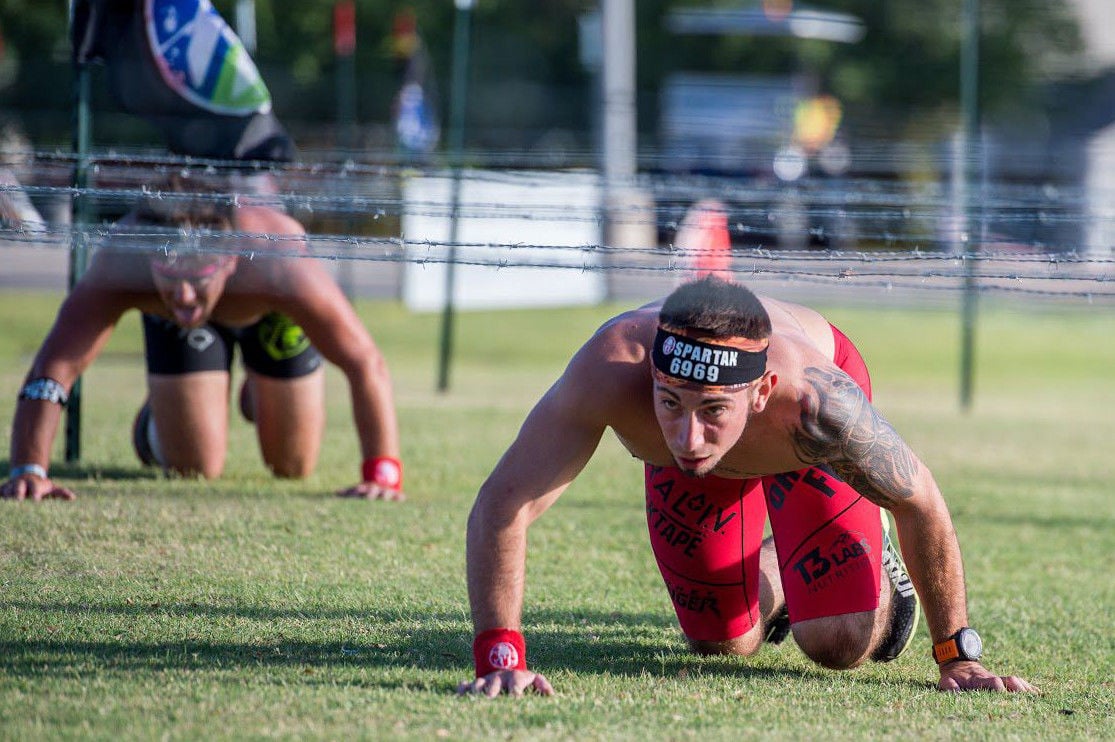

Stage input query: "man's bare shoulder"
[
  {"left": 235, "top": 204, "right": 305, "bottom": 238},
  {"left": 225, "top": 207, "right": 317, "bottom": 292},
  {"left": 583, "top": 303, "right": 660, "bottom": 363},
  {"left": 80, "top": 243, "right": 156, "bottom": 297},
  {"left": 553, "top": 304, "right": 658, "bottom": 412},
  {"left": 760, "top": 295, "right": 836, "bottom": 357}
]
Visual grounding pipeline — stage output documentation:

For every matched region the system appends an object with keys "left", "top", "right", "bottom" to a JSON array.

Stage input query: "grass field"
[{"left": 1, "top": 289, "right": 1113, "bottom": 740}]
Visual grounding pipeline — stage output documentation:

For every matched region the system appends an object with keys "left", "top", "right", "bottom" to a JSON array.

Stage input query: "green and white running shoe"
[
  {"left": 131, "top": 401, "right": 169, "bottom": 468},
  {"left": 872, "top": 510, "right": 921, "bottom": 662},
  {"left": 764, "top": 605, "right": 791, "bottom": 645}
]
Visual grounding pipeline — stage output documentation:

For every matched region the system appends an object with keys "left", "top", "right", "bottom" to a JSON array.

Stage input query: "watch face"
[{"left": 957, "top": 628, "right": 983, "bottom": 660}]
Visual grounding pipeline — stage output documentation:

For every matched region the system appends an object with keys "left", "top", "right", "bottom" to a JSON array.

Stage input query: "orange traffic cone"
[{"left": 675, "top": 199, "right": 731, "bottom": 280}]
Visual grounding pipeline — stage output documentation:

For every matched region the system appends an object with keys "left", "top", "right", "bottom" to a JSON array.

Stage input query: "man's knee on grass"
[
  {"left": 265, "top": 453, "right": 316, "bottom": 479},
  {"left": 791, "top": 612, "right": 876, "bottom": 670},
  {"left": 164, "top": 457, "right": 226, "bottom": 481},
  {"left": 686, "top": 624, "right": 763, "bottom": 657}
]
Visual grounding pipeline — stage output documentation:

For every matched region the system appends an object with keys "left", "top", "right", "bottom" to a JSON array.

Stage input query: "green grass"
[{"left": 1, "top": 290, "right": 1113, "bottom": 740}]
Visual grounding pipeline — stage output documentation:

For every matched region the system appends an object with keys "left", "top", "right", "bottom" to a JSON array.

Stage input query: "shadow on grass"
[
  {"left": 0, "top": 602, "right": 926, "bottom": 691},
  {"left": 1, "top": 459, "right": 157, "bottom": 482}
]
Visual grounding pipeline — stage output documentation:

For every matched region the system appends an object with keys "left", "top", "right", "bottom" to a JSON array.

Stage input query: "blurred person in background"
[
  {"left": 2, "top": 176, "right": 404, "bottom": 502},
  {"left": 0, "top": 122, "right": 46, "bottom": 232},
  {"left": 458, "top": 275, "right": 1035, "bottom": 697},
  {"left": 0, "top": 167, "right": 45, "bottom": 230}
]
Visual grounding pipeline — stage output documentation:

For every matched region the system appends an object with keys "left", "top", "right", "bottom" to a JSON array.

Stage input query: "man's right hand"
[
  {"left": 335, "top": 481, "right": 406, "bottom": 501},
  {"left": 1, "top": 474, "right": 76, "bottom": 502},
  {"left": 456, "top": 669, "right": 554, "bottom": 698}
]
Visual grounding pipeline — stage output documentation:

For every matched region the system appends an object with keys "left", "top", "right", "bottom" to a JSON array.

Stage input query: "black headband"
[{"left": 652, "top": 327, "right": 767, "bottom": 387}]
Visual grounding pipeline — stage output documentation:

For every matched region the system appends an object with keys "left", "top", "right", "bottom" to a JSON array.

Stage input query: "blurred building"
[
  {"left": 981, "top": 0, "right": 1115, "bottom": 256},
  {"left": 1066, "top": 0, "right": 1115, "bottom": 255},
  {"left": 652, "top": 4, "right": 864, "bottom": 251}
]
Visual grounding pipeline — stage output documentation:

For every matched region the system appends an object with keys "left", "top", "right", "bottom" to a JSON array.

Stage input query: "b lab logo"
[{"left": 790, "top": 530, "right": 872, "bottom": 591}]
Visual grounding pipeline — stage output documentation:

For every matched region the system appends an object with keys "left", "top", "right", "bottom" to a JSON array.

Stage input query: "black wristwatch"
[{"left": 932, "top": 627, "right": 983, "bottom": 665}]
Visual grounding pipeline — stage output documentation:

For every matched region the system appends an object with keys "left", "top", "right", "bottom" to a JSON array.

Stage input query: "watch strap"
[{"left": 932, "top": 637, "right": 962, "bottom": 664}]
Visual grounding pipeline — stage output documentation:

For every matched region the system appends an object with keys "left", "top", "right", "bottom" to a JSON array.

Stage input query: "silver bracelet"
[
  {"left": 9, "top": 463, "right": 48, "bottom": 479},
  {"left": 19, "top": 377, "right": 69, "bottom": 405}
]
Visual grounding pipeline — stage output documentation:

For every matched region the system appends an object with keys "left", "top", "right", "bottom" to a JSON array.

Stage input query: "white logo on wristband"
[
  {"left": 488, "top": 642, "right": 519, "bottom": 670},
  {"left": 374, "top": 459, "right": 401, "bottom": 488}
]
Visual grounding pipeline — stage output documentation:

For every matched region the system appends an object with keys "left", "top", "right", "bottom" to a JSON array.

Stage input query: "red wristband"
[
  {"left": 473, "top": 628, "right": 527, "bottom": 677},
  {"left": 361, "top": 456, "right": 402, "bottom": 490}
]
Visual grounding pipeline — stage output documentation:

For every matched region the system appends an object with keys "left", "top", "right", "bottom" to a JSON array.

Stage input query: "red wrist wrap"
[
  {"left": 473, "top": 628, "right": 527, "bottom": 676},
  {"left": 361, "top": 456, "right": 402, "bottom": 490}
]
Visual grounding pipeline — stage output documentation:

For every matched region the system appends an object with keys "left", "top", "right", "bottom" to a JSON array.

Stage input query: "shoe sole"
[
  {"left": 131, "top": 402, "right": 158, "bottom": 467},
  {"left": 872, "top": 511, "right": 921, "bottom": 662},
  {"left": 764, "top": 605, "right": 791, "bottom": 645}
]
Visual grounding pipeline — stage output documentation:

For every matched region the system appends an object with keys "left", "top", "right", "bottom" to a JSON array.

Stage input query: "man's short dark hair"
[
  {"left": 135, "top": 174, "right": 234, "bottom": 232},
  {"left": 659, "top": 276, "right": 772, "bottom": 340}
]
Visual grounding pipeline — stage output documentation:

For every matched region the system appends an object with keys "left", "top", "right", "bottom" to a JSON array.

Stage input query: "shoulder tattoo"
[{"left": 791, "top": 367, "right": 918, "bottom": 507}]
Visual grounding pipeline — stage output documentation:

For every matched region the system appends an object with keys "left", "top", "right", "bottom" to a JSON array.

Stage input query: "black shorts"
[{"left": 142, "top": 312, "right": 323, "bottom": 379}]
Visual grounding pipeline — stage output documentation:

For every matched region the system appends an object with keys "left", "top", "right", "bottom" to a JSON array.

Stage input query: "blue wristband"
[{"left": 9, "top": 463, "right": 47, "bottom": 479}]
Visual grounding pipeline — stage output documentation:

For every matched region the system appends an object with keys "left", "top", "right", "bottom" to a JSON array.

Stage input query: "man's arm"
[
  {"left": 3, "top": 276, "right": 131, "bottom": 501},
  {"left": 792, "top": 366, "right": 1037, "bottom": 692},
  {"left": 460, "top": 356, "right": 609, "bottom": 697},
  {"left": 467, "top": 386, "right": 606, "bottom": 631},
  {"left": 241, "top": 207, "right": 403, "bottom": 499},
  {"left": 275, "top": 271, "right": 401, "bottom": 498}
]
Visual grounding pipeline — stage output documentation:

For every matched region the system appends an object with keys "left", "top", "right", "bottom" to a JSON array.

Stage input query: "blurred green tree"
[{"left": 0, "top": 0, "right": 1086, "bottom": 146}]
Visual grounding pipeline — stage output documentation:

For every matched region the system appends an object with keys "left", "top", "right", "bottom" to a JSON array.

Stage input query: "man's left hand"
[{"left": 938, "top": 660, "right": 1039, "bottom": 692}]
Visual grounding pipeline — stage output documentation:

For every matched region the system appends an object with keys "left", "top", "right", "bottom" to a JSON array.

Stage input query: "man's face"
[
  {"left": 150, "top": 255, "right": 237, "bottom": 328},
  {"left": 652, "top": 375, "right": 770, "bottom": 477}
]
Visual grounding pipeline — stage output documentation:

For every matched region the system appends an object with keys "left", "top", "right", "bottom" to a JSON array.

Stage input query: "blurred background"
[{"left": 2, "top": 0, "right": 1114, "bottom": 303}]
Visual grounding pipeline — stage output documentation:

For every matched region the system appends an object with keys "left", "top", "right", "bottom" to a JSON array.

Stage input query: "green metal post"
[
  {"left": 958, "top": 0, "right": 980, "bottom": 412},
  {"left": 335, "top": 2, "right": 358, "bottom": 299},
  {"left": 436, "top": 0, "right": 474, "bottom": 393},
  {"left": 66, "top": 61, "right": 93, "bottom": 462}
]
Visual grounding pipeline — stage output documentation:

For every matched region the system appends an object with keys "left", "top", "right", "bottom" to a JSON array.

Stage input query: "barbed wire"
[
  {"left": 13, "top": 137, "right": 1115, "bottom": 170},
  {"left": 4, "top": 224, "right": 1113, "bottom": 299},
  {"left": 5, "top": 181, "right": 1115, "bottom": 250},
  {"left": 3, "top": 220, "right": 1115, "bottom": 264},
  {"left": 12, "top": 146, "right": 1115, "bottom": 206},
  {"left": 4, "top": 148, "right": 1114, "bottom": 301}
]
